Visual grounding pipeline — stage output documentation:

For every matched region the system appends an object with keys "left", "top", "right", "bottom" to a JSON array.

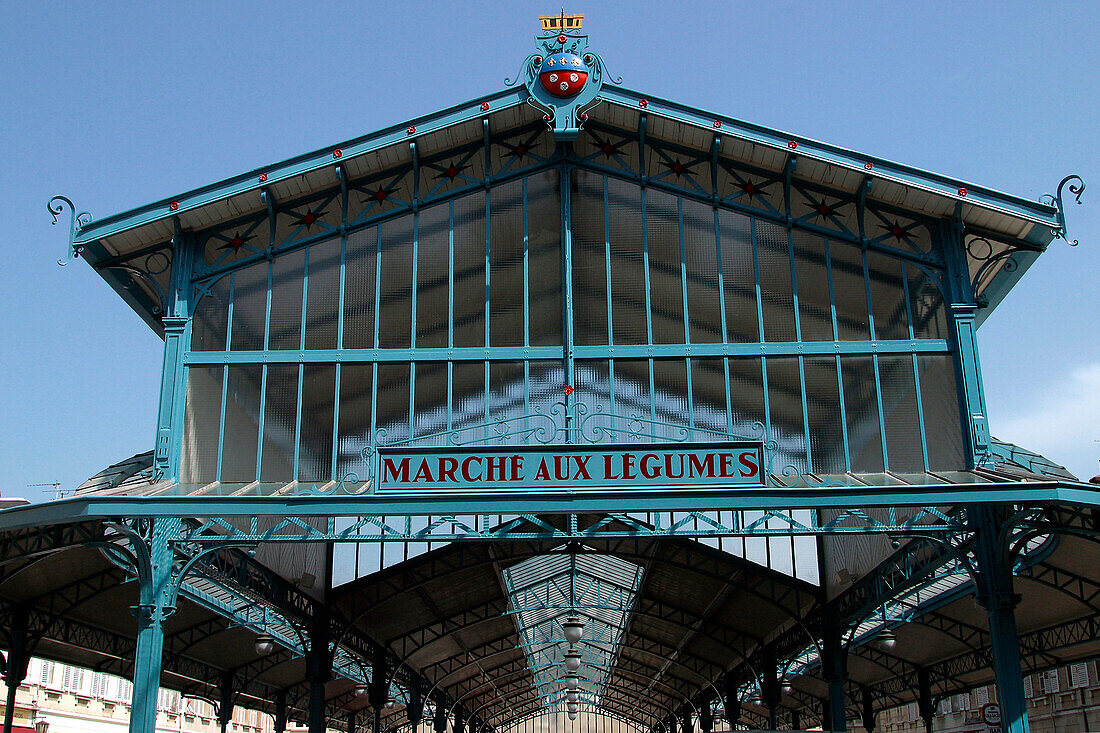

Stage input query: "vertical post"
[
  {"left": 940, "top": 219, "right": 991, "bottom": 467},
  {"left": 722, "top": 677, "right": 740, "bottom": 728},
  {"left": 129, "top": 518, "right": 180, "bottom": 733},
  {"left": 821, "top": 612, "right": 848, "bottom": 732},
  {"left": 760, "top": 645, "right": 781, "bottom": 730},
  {"left": 860, "top": 688, "right": 876, "bottom": 733},
  {"left": 432, "top": 698, "right": 447, "bottom": 733},
  {"left": 559, "top": 144, "right": 576, "bottom": 440},
  {"left": 790, "top": 707, "right": 801, "bottom": 731},
  {"left": 970, "top": 504, "right": 1030, "bottom": 733},
  {"left": 154, "top": 225, "right": 197, "bottom": 482},
  {"left": 217, "top": 670, "right": 234, "bottom": 733},
  {"left": 2, "top": 607, "right": 30, "bottom": 733},
  {"left": 452, "top": 707, "right": 464, "bottom": 733},
  {"left": 273, "top": 690, "right": 287, "bottom": 733},
  {"left": 916, "top": 667, "right": 934, "bottom": 733},
  {"left": 347, "top": 708, "right": 357, "bottom": 733},
  {"left": 822, "top": 611, "right": 844, "bottom": 726},
  {"left": 407, "top": 677, "right": 423, "bottom": 729},
  {"left": 697, "top": 700, "right": 713, "bottom": 733},
  {"left": 306, "top": 610, "right": 333, "bottom": 733}
]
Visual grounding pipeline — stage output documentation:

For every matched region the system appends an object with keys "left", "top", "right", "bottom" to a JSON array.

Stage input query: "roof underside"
[{"left": 67, "top": 85, "right": 1063, "bottom": 334}]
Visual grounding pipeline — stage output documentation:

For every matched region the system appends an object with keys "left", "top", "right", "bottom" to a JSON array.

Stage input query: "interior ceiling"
[{"left": 327, "top": 529, "right": 820, "bottom": 728}]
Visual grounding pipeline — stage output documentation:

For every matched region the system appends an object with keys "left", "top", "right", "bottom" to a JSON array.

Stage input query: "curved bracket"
[
  {"left": 48, "top": 195, "right": 93, "bottom": 266},
  {"left": 1041, "top": 174, "right": 1086, "bottom": 246}
]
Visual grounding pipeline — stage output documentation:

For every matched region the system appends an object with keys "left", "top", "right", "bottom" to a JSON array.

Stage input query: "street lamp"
[
  {"left": 563, "top": 650, "right": 583, "bottom": 673},
  {"left": 34, "top": 718, "right": 49, "bottom": 733},
  {"left": 562, "top": 618, "right": 585, "bottom": 645},
  {"left": 876, "top": 630, "right": 898, "bottom": 651},
  {"left": 254, "top": 634, "right": 277, "bottom": 656}
]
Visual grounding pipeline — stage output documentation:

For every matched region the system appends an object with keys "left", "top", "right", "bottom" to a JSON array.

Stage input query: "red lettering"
[
  {"left": 535, "top": 458, "right": 551, "bottom": 481},
  {"left": 719, "top": 453, "right": 735, "bottom": 478},
  {"left": 640, "top": 453, "right": 661, "bottom": 479},
  {"left": 603, "top": 455, "right": 621, "bottom": 479},
  {"left": 381, "top": 457, "right": 411, "bottom": 483},
  {"left": 622, "top": 454, "right": 636, "bottom": 480},
  {"left": 664, "top": 453, "right": 685, "bottom": 479},
  {"left": 510, "top": 455, "right": 523, "bottom": 481},
  {"left": 413, "top": 459, "right": 435, "bottom": 482},
  {"left": 554, "top": 456, "right": 570, "bottom": 481},
  {"left": 688, "top": 454, "right": 715, "bottom": 478},
  {"left": 572, "top": 455, "right": 592, "bottom": 480},
  {"left": 438, "top": 457, "right": 458, "bottom": 482},
  {"left": 486, "top": 456, "right": 506, "bottom": 481},
  {"left": 739, "top": 451, "right": 760, "bottom": 478},
  {"left": 461, "top": 456, "right": 482, "bottom": 482}
]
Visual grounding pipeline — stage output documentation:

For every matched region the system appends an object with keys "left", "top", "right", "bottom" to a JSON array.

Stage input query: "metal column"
[
  {"left": 128, "top": 519, "right": 180, "bottom": 733},
  {"left": 821, "top": 611, "right": 848, "bottom": 732},
  {"left": 2, "top": 607, "right": 30, "bottom": 733},
  {"left": 970, "top": 504, "right": 1030, "bottom": 733}
]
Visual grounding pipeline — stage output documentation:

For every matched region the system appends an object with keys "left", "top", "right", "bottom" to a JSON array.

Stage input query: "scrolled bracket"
[
  {"left": 48, "top": 195, "right": 92, "bottom": 266},
  {"left": 1041, "top": 174, "right": 1086, "bottom": 246}
]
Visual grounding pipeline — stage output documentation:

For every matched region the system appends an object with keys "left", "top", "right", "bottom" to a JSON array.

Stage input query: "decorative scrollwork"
[
  {"left": 1041, "top": 174, "right": 1086, "bottom": 246},
  {"left": 281, "top": 400, "right": 839, "bottom": 495},
  {"left": 104, "top": 264, "right": 168, "bottom": 316},
  {"left": 966, "top": 236, "right": 1035, "bottom": 294},
  {"left": 48, "top": 195, "right": 92, "bottom": 266}
]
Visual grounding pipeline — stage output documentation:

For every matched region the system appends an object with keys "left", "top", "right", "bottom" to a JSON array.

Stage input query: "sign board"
[
  {"left": 376, "top": 442, "right": 766, "bottom": 493},
  {"left": 981, "top": 703, "right": 1001, "bottom": 726}
]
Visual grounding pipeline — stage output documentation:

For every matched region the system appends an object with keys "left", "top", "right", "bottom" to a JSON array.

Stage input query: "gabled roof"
[{"left": 61, "top": 84, "right": 1068, "bottom": 333}]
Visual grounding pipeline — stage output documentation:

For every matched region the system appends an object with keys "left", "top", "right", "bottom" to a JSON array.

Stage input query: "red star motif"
[
  {"left": 435, "top": 163, "right": 468, "bottom": 181},
  {"left": 508, "top": 143, "right": 532, "bottom": 159},
  {"left": 563, "top": 385, "right": 575, "bottom": 395},
  {"left": 599, "top": 142, "right": 621, "bottom": 158},
  {"left": 364, "top": 187, "right": 393, "bottom": 204},
  {"left": 219, "top": 231, "right": 255, "bottom": 252},
  {"left": 739, "top": 181, "right": 763, "bottom": 199},
  {"left": 813, "top": 201, "right": 836, "bottom": 219},
  {"left": 879, "top": 221, "right": 913, "bottom": 241},
  {"left": 299, "top": 209, "right": 323, "bottom": 229},
  {"left": 666, "top": 160, "right": 694, "bottom": 178}
]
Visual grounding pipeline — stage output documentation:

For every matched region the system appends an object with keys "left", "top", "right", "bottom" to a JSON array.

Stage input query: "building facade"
[{"left": 4, "top": 15, "right": 1093, "bottom": 733}]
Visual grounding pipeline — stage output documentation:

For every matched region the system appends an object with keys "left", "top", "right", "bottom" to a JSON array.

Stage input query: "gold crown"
[{"left": 539, "top": 13, "right": 584, "bottom": 31}]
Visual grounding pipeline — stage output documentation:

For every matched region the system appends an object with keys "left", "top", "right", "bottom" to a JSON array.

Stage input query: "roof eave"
[
  {"left": 71, "top": 86, "right": 532, "bottom": 247},
  {"left": 600, "top": 85, "right": 1062, "bottom": 230}
]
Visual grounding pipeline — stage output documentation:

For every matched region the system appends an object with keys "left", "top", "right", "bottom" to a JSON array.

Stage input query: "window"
[
  {"left": 1024, "top": 676, "right": 1033, "bottom": 699},
  {"left": 1040, "top": 669, "right": 1060, "bottom": 694},
  {"left": 975, "top": 687, "right": 989, "bottom": 706},
  {"left": 1070, "top": 663, "right": 1089, "bottom": 689}
]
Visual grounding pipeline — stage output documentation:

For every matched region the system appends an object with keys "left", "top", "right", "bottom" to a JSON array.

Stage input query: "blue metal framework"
[{"left": 26, "top": 18, "right": 1093, "bottom": 733}]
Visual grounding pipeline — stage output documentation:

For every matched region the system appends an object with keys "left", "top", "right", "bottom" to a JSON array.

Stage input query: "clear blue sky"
[{"left": 2, "top": 1, "right": 1097, "bottom": 501}]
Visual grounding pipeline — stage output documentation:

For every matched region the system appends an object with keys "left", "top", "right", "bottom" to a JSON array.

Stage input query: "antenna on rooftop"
[{"left": 28, "top": 482, "right": 67, "bottom": 500}]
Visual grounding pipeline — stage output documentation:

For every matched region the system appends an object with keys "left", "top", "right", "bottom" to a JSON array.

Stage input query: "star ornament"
[
  {"left": 219, "top": 231, "right": 255, "bottom": 252},
  {"left": 435, "top": 162, "right": 468, "bottom": 181},
  {"left": 363, "top": 186, "right": 395, "bottom": 204},
  {"left": 296, "top": 208, "right": 325, "bottom": 229},
  {"left": 880, "top": 220, "right": 917, "bottom": 241}
]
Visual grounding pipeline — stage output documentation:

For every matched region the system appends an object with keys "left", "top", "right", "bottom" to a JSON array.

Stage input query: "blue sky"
[{"left": 1, "top": 1, "right": 1097, "bottom": 501}]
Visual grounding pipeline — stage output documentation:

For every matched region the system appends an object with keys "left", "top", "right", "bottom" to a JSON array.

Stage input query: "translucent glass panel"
[
  {"left": 569, "top": 170, "right": 946, "bottom": 346},
  {"left": 187, "top": 171, "right": 562, "bottom": 355},
  {"left": 569, "top": 354, "right": 964, "bottom": 474},
  {"left": 181, "top": 360, "right": 567, "bottom": 484}
]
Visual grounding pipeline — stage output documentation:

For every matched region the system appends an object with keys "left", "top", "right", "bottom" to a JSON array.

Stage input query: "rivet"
[
  {"left": 958, "top": 188, "right": 968, "bottom": 197},
  {"left": 714, "top": 120, "right": 722, "bottom": 128},
  {"left": 481, "top": 102, "right": 490, "bottom": 111},
  {"left": 864, "top": 162, "right": 873, "bottom": 171},
  {"left": 258, "top": 173, "right": 268, "bottom": 182},
  {"left": 332, "top": 149, "right": 343, "bottom": 159},
  {"left": 169, "top": 201, "right": 179, "bottom": 211},
  {"left": 639, "top": 99, "right": 649, "bottom": 109},
  {"left": 788, "top": 141, "right": 798, "bottom": 149}
]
